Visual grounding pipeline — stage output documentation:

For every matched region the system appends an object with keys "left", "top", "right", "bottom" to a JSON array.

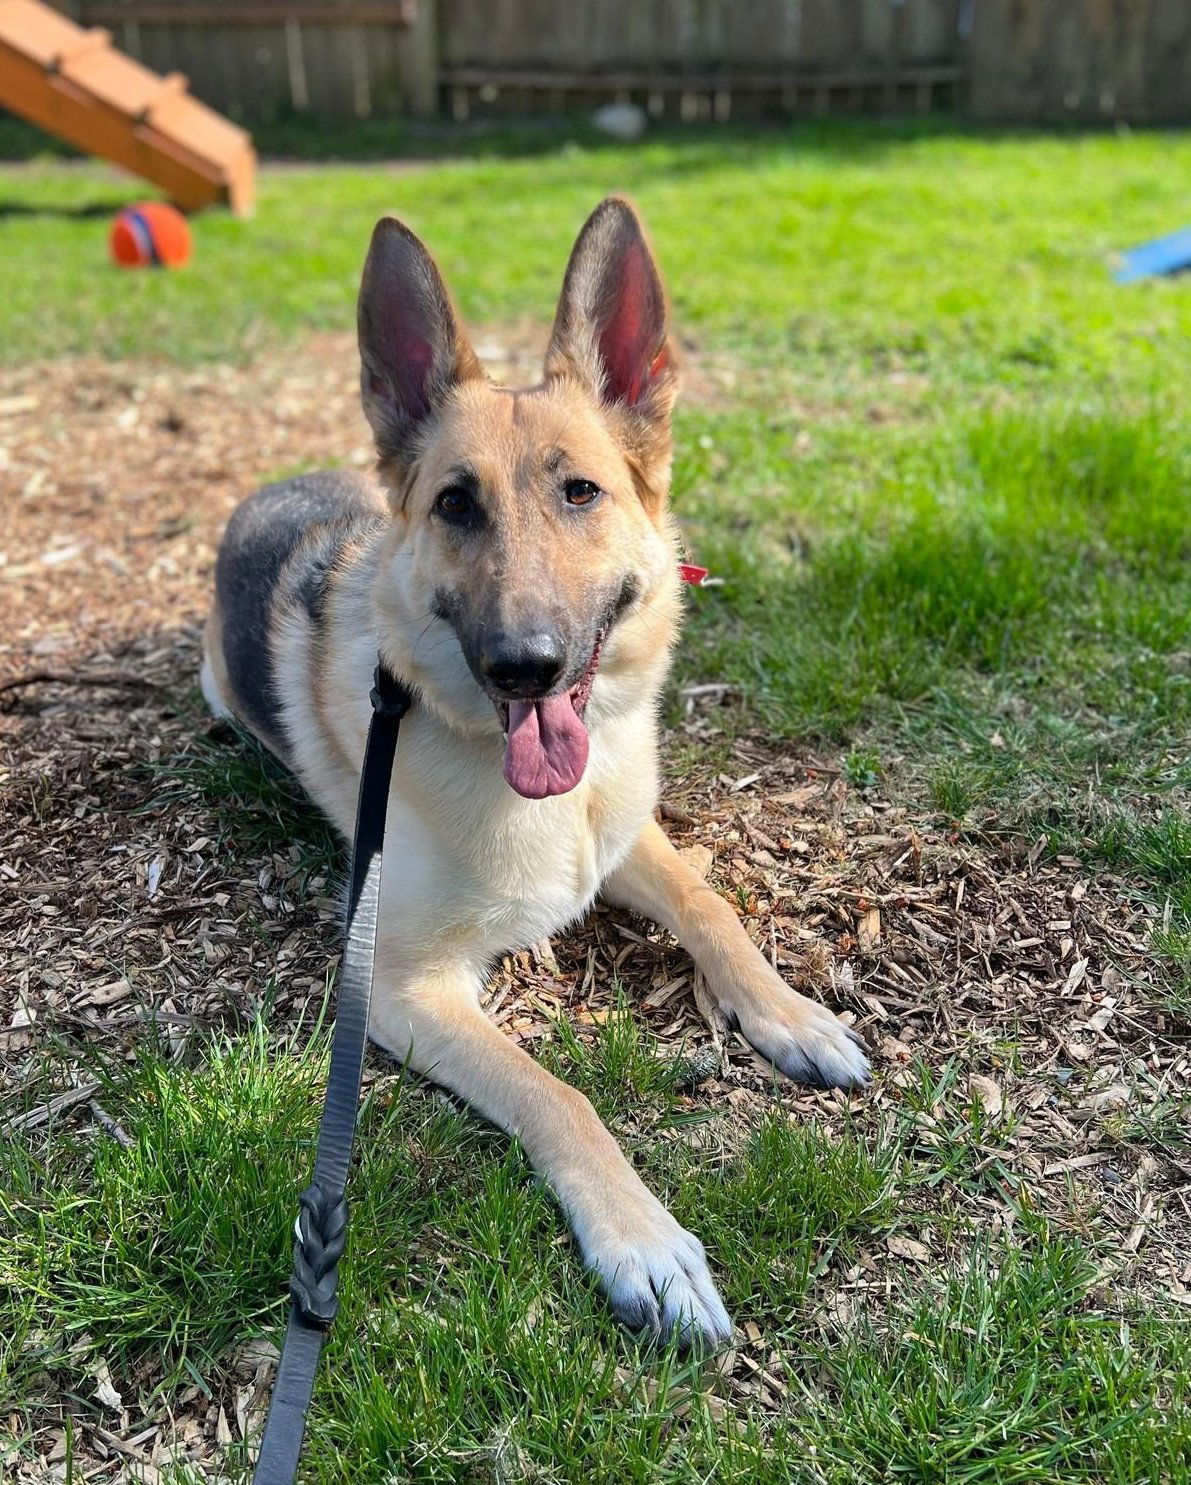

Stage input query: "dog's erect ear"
[
  {"left": 358, "top": 217, "right": 482, "bottom": 466},
  {"left": 545, "top": 198, "right": 676, "bottom": 488}
]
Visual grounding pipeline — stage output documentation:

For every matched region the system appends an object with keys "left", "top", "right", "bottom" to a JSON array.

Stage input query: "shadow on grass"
[
  {"left": 680, "top": 406, "right": 1191, "bottom": 736},
  {"left": 145, "top": 713, "right": 342, "bottom": 882},
  {"left": 0, "top": 106, "right": 1137, "bottom": 171},
  {"left": 0, "top": 198, "right": 115, "bottom": 218},
  {"left": 676, "top": 403, "right": 1191, "bottom": 1000}
]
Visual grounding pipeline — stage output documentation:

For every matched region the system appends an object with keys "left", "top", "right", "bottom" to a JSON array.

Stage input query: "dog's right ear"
[{"left": 357, "top": 217, "right": 482, "bottom": 468}]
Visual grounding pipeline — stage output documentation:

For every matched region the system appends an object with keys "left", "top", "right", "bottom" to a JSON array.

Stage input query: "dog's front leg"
[
  {"left": 369, "top": 961, "right": 732, "bottom": 1347},
  {"left": 604, "top": 819, "right": 871, "bottom": 1089}
]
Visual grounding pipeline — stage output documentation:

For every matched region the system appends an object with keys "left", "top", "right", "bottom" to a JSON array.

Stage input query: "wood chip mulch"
[{"left": 2, "top": 340, "right": 1189, "bottom": 1481}]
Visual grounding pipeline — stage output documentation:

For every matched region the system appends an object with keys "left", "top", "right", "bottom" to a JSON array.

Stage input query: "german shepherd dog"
[{"left": 203, "top": 199, "right": 869, "bottom": 1346}]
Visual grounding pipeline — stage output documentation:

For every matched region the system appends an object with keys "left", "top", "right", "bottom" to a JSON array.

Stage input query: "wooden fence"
[
  {"left": 48, "top": 0, "right": 965, "bottom": 121},
  {"left": 439, "top": 0, "right": 965, "bottom": 121},
  {"left": 37, "top": 0, "right": 1191, "bottom": 124},
  {"left": 970, "top": 0, "right": 1191, "bottom": 123},
  {"left": 53, "top": 1, "right": 437, "bottom": 118}
]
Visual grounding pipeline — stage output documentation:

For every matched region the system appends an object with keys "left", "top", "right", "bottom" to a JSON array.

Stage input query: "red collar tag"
[{"left": 679, "top": 562, "right": 710, "bottom": 585}]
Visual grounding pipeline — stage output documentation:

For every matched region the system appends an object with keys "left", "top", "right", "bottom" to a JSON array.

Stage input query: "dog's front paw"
[
  {"left": 573, "top": 1193, "right": 733, "bottom": 1349},
  {"left": 731, "top": 981, "right": 871, "bottom": 1091}
]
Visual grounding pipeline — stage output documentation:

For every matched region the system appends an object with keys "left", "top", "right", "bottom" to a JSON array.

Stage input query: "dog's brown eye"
[
  {"left": 564, "top": 479, "right": 601, "bottom": 507},
  {"left": 436, "top": 485, "right": 476, "bottom": 523}
]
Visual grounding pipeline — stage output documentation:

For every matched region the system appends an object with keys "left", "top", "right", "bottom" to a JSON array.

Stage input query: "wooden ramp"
[{"left": 0, "top": 0, "right": 254, "bottom": 213}]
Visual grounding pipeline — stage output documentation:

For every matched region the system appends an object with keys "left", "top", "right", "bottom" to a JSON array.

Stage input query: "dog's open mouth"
[{"left": 497, "top": 629, "right": 605, "bottom": 800}]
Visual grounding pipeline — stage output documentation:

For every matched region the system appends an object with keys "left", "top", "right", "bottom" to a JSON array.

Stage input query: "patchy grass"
[
  {"left": 2, "top": 119, "right": 1189, "bottom": 1480},
  {"left": 784, "top": 1235, "right": 1191, "bottom": 1485},
  {"left": 3, "top": 1023, "right": 316, "bottom": 1379},
  {"left": 677, "top": 407, "right": 1190, "bottom": 926},
  {"left": 5, "top": 1022, "right": 1186, "bottom": 1483},
  {"left": 146, "top": 716, "right": 341, "bottom": 877}
]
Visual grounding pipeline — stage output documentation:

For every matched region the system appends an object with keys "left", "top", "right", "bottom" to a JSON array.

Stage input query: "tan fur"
[
  {"left": 200, "top": 601, "right": 238, "bottom": 731},
  {"left": 203, "top": 200, "right": 868, "bottom": 1345}
]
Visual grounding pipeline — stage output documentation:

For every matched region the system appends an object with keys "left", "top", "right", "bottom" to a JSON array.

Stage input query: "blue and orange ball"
[{"left": 109, "top": 202, "right": 192, "bottom": 269}]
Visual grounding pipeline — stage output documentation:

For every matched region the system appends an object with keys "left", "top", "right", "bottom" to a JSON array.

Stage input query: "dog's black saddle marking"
[{"left": 215, "top": 471, "right": 385, "bottom": 754}]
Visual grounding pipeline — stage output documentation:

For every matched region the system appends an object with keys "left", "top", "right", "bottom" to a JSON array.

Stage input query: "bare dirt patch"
[
  {"left": 0, "top": 326, "right": 735, "bottom": 675},
  {"left": 3, "top": 343, "right": 1189, "bottom": 1478}
]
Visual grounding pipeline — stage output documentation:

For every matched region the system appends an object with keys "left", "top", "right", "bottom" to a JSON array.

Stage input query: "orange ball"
[{"left": 109, "top": 202, "right": 192, "bottom": 269}]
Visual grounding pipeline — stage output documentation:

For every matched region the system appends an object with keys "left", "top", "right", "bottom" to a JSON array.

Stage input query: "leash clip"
[{"left": 370, "top": 661, "right": 413, "bottom": 719}]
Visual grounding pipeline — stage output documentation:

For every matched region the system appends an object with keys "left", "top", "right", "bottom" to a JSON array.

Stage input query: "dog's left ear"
[{"left": 546, "top": 198, "right": 676, "bottom": 493}]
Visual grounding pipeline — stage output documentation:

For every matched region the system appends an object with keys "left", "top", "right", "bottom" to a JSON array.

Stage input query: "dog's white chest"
[{"left": 381, "top": 705, "right": 658, "bottom": 962}]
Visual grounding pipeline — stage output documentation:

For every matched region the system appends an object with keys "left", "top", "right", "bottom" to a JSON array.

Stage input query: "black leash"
[{"left": 252, "top": 663, "right": 414, "bottom": 1485}]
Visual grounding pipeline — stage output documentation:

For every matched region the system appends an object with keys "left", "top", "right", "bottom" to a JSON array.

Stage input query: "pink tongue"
[{"left": 503, "top": 695, "right": 590, "bottom": 799}]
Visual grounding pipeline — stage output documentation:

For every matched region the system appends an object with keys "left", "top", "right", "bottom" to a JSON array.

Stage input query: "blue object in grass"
[{"left": 1114, "top": 227, "right": 1191, "bottom": 283}]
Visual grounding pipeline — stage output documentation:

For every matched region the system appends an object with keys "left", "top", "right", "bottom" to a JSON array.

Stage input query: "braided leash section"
[{"left": 289, "top": 1183, "right": 349, "bottom": 1329}]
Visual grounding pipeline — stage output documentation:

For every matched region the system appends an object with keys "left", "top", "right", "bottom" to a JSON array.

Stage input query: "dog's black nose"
[{"left": 479, "top": 631, "right": 566, "bottom": 696}]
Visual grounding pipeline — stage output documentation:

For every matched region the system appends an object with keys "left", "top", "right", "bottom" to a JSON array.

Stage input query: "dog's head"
[{"left": 360, "top": 198, "right": 682, "bottom": 800}]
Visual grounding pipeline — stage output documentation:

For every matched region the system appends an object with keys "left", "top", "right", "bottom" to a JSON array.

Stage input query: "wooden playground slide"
[{"left": 0, "top": 0, "right": 254, "bottom": 213}]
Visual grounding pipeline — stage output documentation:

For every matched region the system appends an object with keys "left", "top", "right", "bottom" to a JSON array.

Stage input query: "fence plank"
[{"left": 438, "top": 0, "right": 957, "bottom": 73}]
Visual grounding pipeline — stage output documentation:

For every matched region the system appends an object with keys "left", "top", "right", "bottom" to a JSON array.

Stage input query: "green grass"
[
  {"left": 678, "top": 407, "right": 1191, "bottom": 724},
  {"left": 783, "top": 1238, "right": 1191, "bottom": 1484},
  {"left": 5, "top": 1024, "right": 1186, "bottom": 1482},
  {"left": 3, "top": 118, "right": 1190, "bottom": 1479},
  {"left": 673, "top": 405, "right": 1189, "bottom": 990},
  {"left": 3, "top": 1024, "right": 313, "bottom": 1376},
  {"left": 3, "top": 117, "right": 1191, "bottom": 381}
]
